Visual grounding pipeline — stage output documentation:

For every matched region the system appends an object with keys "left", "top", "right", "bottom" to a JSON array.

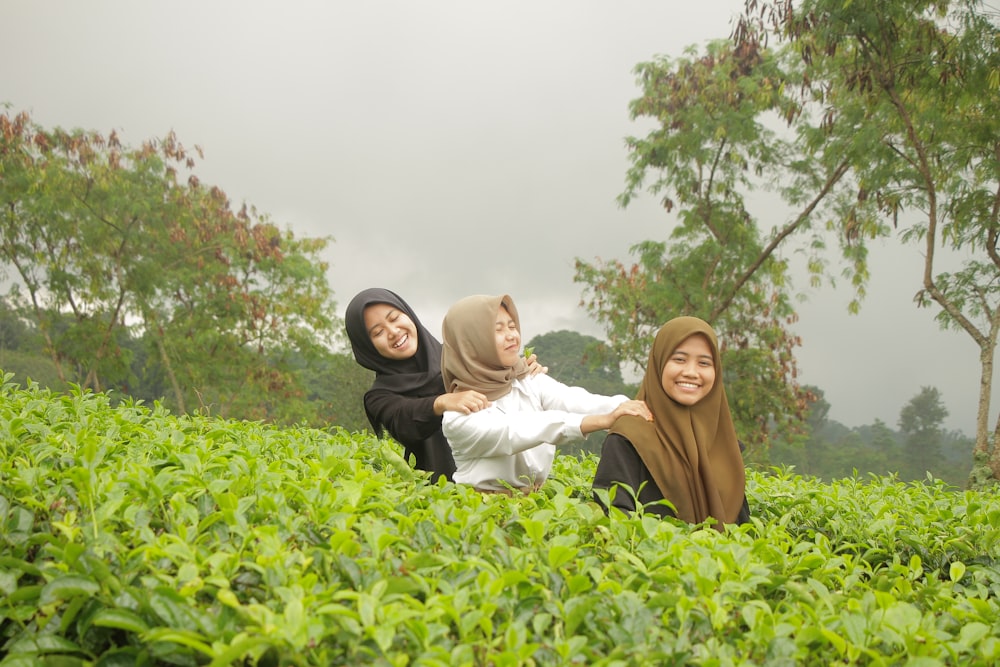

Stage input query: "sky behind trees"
[{"left": 2, "top": 0, "right": 990, "bottom": 434}]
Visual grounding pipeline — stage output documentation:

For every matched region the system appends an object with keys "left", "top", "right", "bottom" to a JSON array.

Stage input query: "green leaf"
[
  {"left": 39, "top": 575, "right": 100, "bottom": 605},
  {"left": 207, "top": 636, "right": 275, "bottom": 667},
  {"left": 91, "top": 608, "right": 150, "bottom": 634},
  {"left": 142, "top": 628, "right": 214, "bottom": 657}
]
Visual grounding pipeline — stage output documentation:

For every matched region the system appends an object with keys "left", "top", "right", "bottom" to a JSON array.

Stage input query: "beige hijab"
[
  {"left": 608, "top": 316, "right": 746, "bottom": 527},
  {"left": 441, "top": 294, "right": 530, "bottom": 401}
]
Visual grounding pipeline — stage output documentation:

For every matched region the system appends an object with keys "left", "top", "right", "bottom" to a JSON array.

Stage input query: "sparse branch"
[{"left": 710, "top": 158, "right": 851, "bottom": 322}]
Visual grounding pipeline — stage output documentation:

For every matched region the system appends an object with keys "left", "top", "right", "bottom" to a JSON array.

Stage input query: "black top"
[
  {"left": 345, "top": 288, "right": 456, "bottom": 481},
  {"left": 593, "top": 433, "right": 750, "bottom": 524},
  {"left": 363, "top": 390, "right": 455, "bottom": 479}
]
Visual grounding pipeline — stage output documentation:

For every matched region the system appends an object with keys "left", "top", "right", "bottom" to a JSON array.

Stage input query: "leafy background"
[{"left": 1, "top": 375, "right": 998, "bottom": 665}]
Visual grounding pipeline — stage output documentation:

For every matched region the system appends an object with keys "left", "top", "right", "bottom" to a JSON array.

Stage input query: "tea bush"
[{"left": 1, "top": 375, "right": 998, "bottom": 665}]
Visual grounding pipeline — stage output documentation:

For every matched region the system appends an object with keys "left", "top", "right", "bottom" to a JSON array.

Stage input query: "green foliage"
[
  {"left": 2, "top": 377, "right": 999, "bottom": 665},
  {"left": 0, "top": 351, "right": 67, "bottom": 394},
  {"left": 898, "top": 386, "right": 949, "bottom": 480},
  {"left": 732, "top": 0, "right": 1000, "bottom": 481},
  {"left": 772, "top": 387, "right": 973, "bottom": 488},
  {"left": 526, "top": 330, "right": 632, "bottom": 397},
  {"left": 0, "top": 110, "right": 340, "bottom": 424},
  {"left": 290, "top": 349, "right": 374, "bottom": 433},
  {"left": 574, "top": 40, "right": 851, "bottom": 459}
]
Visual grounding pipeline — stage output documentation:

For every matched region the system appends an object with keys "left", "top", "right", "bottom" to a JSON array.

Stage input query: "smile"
[{"left": 393, "top": 334, "right": 409, "bottom": 349}]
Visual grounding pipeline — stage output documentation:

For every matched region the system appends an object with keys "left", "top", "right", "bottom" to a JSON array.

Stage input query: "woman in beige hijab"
[
  {"left": 592, "top": 316, "right": 749, "bottom": 527},
  {"left": 441, "top": 294, "right": 651, "bottom": 493}
]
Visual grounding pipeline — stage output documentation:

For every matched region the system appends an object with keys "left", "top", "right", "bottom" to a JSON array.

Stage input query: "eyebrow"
[{"left": 672, "top": 351, "right": 714, "bottom": 361}]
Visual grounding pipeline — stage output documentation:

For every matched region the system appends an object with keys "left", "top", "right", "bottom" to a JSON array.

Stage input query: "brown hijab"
[
  {"left": 440, "top": 294, "right": 530, "bottom": 401},
  {"left": 608, "top": 316, "right": 745, "bottom": 526}
]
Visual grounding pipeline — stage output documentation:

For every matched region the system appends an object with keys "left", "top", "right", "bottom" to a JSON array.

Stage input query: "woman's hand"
[
  {"left": 525, "top": 353, "right": 548, "bottom": 377},
  {"left": 611, "top": 399, "right": 653, "bottom": 423},
  {"left": 581, "top": 399, "right": 652, "bottom": 435},
  {"left": 434, "top": 390, "right": 490, "bottom": 415}
]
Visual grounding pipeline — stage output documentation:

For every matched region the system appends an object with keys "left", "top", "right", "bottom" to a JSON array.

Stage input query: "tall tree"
[
  {"left": 0, "top": 110, "right": 338, "bottom": 422},
  {"left": 733, "top": 0, "right": 1000, "bottom": 485},
  {"left": 898, "top": 386, "right": 949, "bottom": 480},
  {"left": 868, "top": 418, "right": 902, "bottom": 471},
  {"left": 771, "top": 384, "right": 834, "bottom": 475},
  {"left": 575, "top": 39, "right": 859, "bottom": 458}
]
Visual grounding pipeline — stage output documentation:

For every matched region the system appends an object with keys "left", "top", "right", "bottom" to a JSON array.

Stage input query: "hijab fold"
[
  {"left": 608, "top": 316, "right": 745, "bottom": 527},
  {"left": 345, "top": 288, "right": 443, "bottom": 434},
  {"left": 440, "top": 294, "right": 529, "bottom": 401}
]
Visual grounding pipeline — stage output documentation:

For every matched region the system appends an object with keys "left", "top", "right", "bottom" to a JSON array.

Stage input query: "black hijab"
[{"left": 345, "top": 288, "right": 444, "bottom": 434}]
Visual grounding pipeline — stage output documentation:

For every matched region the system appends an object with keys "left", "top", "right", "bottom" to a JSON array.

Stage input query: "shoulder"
[
  {"left": 515, "top": 373, "right": 565, "bottom": 394},
  {"left": 594, "top": 432, "right": 649, "bottom": 488},
  {"left": 442, "top": 404, "right": 501, "bottom": 432},
  {"left": 364, "top": 386, "right": 401, "bottom": 406},
  {"left": 597, "top": 432, "right": 646, "bottom": 470},
  {"left": 601, "top": 431, "right": 637, "bottom": 453}
]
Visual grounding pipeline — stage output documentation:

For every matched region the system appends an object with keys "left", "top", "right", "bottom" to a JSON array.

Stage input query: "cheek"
[
  {"left": 659, "top": 365, "right": 673, "bottom": 390},
  {"left": 703, "top": 370, "right": 717, "bottom": 392}
]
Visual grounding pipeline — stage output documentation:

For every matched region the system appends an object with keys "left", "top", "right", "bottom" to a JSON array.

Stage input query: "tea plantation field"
[{"left": 1, "top": 375, "right": 998, "bottom": 665}]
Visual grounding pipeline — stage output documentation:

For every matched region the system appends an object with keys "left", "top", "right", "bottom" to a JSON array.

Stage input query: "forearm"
[
  {"left": 442, "top": 409, "right": 584, "bottom": 459},
  {"left": 580, "top": 412, "right": 616, "bottom": 435},
  {"left": 366, "top": 391, "right": 441, "bottom": 441}
]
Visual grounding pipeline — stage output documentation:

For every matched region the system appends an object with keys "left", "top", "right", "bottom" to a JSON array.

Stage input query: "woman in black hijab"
[{"left": 346, "top": 288, "right": 513, "bottom": 481}]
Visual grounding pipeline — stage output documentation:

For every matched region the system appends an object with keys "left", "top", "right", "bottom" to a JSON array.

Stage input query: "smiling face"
[
  {"left": 363, "top": 302, "right": 419, "bottom": 361},
  {"left": 660, "top": 333, "right": 716, "bottom": 406},
  {"left": 494, "top": 304, "right": 521, "bottom": 368}
]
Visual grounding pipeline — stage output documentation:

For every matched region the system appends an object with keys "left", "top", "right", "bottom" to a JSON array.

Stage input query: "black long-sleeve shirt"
[
  {"left": 364, "top": 388, "right": 456, "bottom": 481},
  {"left": 593, "top": 433, "right": 749, "bottom": 524}
]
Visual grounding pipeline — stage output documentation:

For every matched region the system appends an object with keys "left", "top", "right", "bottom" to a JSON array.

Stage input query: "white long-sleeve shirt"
[{"left": 441, "top": 374, "right": 628, "bottom": 491}]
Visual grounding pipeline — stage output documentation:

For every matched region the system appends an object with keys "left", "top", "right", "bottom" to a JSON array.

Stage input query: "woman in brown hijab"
[{"left": 592, "top": 316, "right": 749, "bottom": 527}]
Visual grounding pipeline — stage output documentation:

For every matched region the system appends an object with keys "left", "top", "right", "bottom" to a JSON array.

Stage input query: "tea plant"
[{"left": 1, "top": 374, "right": 998, "bottom": 665}]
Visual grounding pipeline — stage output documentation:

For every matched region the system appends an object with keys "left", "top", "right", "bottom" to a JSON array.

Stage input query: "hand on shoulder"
[
  {"left": 613, "top": 399, "right": 653, "bottom": 423},
  {"left": 435, "top": 390, "right": 491, "bottom": 415}
]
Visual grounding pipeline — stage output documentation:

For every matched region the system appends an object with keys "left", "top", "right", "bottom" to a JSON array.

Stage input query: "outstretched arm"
[{"left": 580, "top": 399, "right": 652, "bottom": 435}]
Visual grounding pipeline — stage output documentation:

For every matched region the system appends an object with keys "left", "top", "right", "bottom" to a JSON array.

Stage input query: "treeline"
[
  {"left": 1, "top": 304, "right": 974, "bottom": 485},
  {"left": 0, "top": 296, "right": 374, "bottom": 433},
  {"left": 771, "top": 386, "right": 974, "bottom": 489},
  {"left": 0, "top": 110, "right": 371, "bottom": 431}
]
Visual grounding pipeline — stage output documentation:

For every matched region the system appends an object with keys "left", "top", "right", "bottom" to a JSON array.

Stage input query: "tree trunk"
[
  {"left": 970, "top": 339, "right": 999, "bottom": 488},
  {"left": 155, "top": 331, "right": 186, "bottom": 415}
]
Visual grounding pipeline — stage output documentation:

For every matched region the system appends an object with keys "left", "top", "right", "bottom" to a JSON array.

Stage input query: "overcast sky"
[{"left": 3, "top": 0, "right": 991, "bottom": 435}]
